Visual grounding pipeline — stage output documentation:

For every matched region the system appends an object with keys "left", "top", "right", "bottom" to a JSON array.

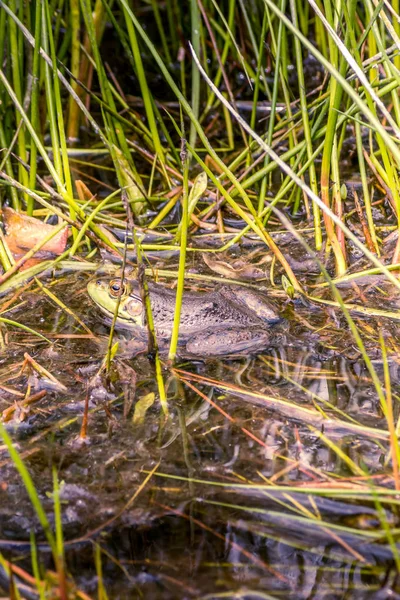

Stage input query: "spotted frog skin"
[{"left": 87, "top": 276, "right": 281, "bottom": 357}]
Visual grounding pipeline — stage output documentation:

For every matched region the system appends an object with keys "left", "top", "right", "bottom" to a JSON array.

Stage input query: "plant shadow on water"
[{"left": 1, "top": 260, "right": 400, "bottom": 599}]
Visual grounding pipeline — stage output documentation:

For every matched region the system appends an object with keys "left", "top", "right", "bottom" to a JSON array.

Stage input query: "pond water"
[{"left": 0, "top": 251, "right": 399, "bottom": 599}]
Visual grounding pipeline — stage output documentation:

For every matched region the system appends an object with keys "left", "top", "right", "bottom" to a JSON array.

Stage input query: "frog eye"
[{"left": 109, "top": 278, "right": 126, "bottom": 298}]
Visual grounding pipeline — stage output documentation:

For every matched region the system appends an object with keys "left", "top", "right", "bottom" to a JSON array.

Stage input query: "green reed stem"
[
  {"left": 30, "top": 532, "right": 46, "bottom": 600},
  {"left": 0, "top": 422, "right": 56, "bottom": 554},
  {"left": 8, "top": 0, "right": 28, "bottom": 209},
  {"left": 379, "top": 334, "right": 400, "bottom": 493},
  {"left": 66, "top": 0, "right": 81, "bottom": 141},
  {"left": 189, "top": 0, "right": 201, "bottom": 151},
  {"left": 202, "top": 0, "right": 236, "bottom": 117},
  {"left": 44, "top": 0, "right": 73, "bottom": 199},
  {"left": 250, "top": 8, "right": 267, "bottom": 132},
  {"left": 41, "top": 1, "right": 65, "bottom": 193},
  {"left": 95, "top": 543, "right": 109, "bottom": 600},
  {"left": 169, "top": 139, "right": 189, "bottom": 361},
  {"left": 28, "top": 0, "right": 42, "bottom": 213},
  {"left": 290, "top": 0, "right": 321, "bottom": 247},
  {"left": 370, "top": 484, "right": 400, "bottom": 571},
  {"left": 256, "top": 2, "right": 281, "bottom": 214},
  {"left": 121, "top": 2, "right": 166, "bottom": 165},
  {"left": 52, "top": 467, "right": 67, "bottom": 599},
  {"left": 150, "top": 0, "right": 172, "bottom": 64},
  {"left": 135, "top": 236, "right": 168, "bottom": 416},
  {"left": 0, "top": 123, "right": 19, "bottom": 208},
  {"left": 69, "top": 188, "right": 121, "bottom": 256}
]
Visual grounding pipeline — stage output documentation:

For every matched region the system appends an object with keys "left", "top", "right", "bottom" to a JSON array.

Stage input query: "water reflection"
[{"left": 0, "top": 276, "right": 399, "bottom": 598}]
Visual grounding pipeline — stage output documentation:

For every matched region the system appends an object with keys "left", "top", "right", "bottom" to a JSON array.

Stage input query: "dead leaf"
[{"left": 2, "top": 207, "right": 68, "bottom": 266}]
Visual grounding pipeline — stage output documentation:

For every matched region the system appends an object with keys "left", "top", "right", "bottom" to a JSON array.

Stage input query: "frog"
[{"left": 87, "top": 276, "right": 281, "bottom": 358}]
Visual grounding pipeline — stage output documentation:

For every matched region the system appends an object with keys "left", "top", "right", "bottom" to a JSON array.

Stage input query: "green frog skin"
[{"left": 87, "top": 276, "right": 281, "bottom": 357}]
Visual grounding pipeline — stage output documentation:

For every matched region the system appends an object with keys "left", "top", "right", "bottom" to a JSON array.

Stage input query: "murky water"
[{"left": 0, "top": 254, "right": 400, "bottom": 599}]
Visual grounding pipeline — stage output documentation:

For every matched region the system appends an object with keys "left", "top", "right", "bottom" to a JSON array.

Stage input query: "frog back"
[{"left": 148, "top": 283, "right": 261, "bottom": 338}]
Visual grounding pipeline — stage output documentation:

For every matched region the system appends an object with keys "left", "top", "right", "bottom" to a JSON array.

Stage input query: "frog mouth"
[{"left": 93, "top": 299, "right": 142, "bottom": 327}]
